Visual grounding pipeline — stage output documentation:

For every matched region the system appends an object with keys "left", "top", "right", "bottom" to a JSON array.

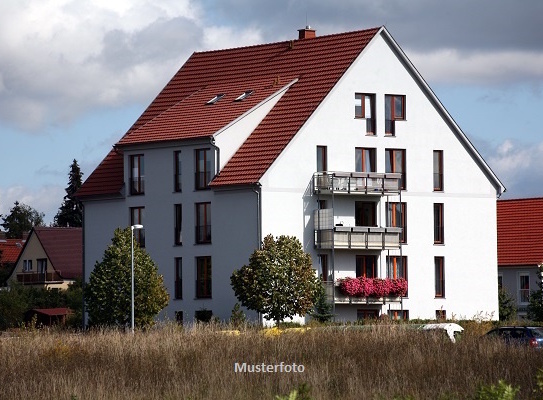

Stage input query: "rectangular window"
[
  {"left": 174, "top": 151, "right": 182, "bottom": 192},
  {"left": 318, "top": 254, "right": 329, "bottom": 281},
  {"left": 174, "top": 258, "right": 182, "bottom": 299},
  {"left": 388, "top": 310, "right": 409, "bottom": 320},
  {"left": 355, "top": 147, "right": 376, "bottom": 173},
  {"left": 385, "top": 149, "right": 406, "bottom": 189},
  {"left": 195, "top": 149, "right": 212, "bottom": 190},
  {"left": 436, "top": 309, "right": 446, "bottom": 320},
  {"left": 519, "top": 273, "right": 530, "bottom": 303},
  {"left": 387, "top": 202, "right": 407, "bottom": 243},
  {"left": 435, "top": 257, "right": 445, "bottom": 298},
  {"left": 356, "top": 255, "right": 377, "bottom": 278},
  {"left": 195, "top": 202, "right": 211, "bottom": 244},
  {"left": 354, "top": 93, "right": 376, "bottom": 135},
  {"left": 175, "top": 311, "right": 183, "bottom": 325},
  {"left": 433, "top": 150, "right": 444, "bottom": 191},
  {"left": 316, "top": 145, "right": 327, "bottom": 172},
  {"left": 23, "top": 260, "right": 32, "bottom": 271},
  {"left": 385, "top": 94, "right": 405, "bottom": 136},
  {"left": 130, "top": 154, "right": 145, "bottom": 195},
  {"left": 196, "top": 256, "right": 212, "bottom": 298},
  {"left": 355, "top": 201, "right": 377, "bottom": 227},
  {"left": 434, "top": 203, "right": 444, "bottom": 244},
  {"left": 174, "top": 204, "right": 182, "bottom": 245},
  {"left": 130, "top": 207, "right": 145, "bottom": 247},
  {"left": 387, "top": 256, "right": 407, "bottom": 280},
  {"left": 37, "top": 259, "right": 47, "bottom": 273}
]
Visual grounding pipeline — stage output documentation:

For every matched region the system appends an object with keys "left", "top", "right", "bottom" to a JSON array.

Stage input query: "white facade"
[{"left": 82, "top": 28, "right": 503, "bottom": 324}]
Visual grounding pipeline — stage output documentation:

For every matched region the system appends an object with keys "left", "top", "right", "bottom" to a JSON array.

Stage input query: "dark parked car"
[{"left": 485, "top": 326, "right": 543, "bottom": 348}]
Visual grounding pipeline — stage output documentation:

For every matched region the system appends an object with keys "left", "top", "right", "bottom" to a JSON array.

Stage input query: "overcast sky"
[{"left": 1, "top": 0, "right": 542, "bottom": 223}]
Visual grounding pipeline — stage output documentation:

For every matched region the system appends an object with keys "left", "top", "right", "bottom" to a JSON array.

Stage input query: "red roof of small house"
[
  {"left": 30, "top": 227, "right": 83, "bottom": 280},
  {"left": 30, "top": 308, "right": 73, "bottom": 316},
  {"left": 497, "top": 197, "right": 543, "bottom": 267},
  {"left": 0, "top": 239, "right": 25, "bottom": 264},
  {"left": 77, "top": 27, "right": 381, "bottom": 197}
]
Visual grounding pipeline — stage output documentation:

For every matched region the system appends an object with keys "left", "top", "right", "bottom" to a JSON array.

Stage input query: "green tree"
[
  {"left": 528, "top": 264, "right": 543, "bottom": 321},
  {"left": 309, "top": 284, "right": 334, "bottom": 323},
  {"left": 0, "top": 201, "right": 44, "bottom": 239},
  {"left": 85, "top": 228, "right": 169, "bottom": 328},
  {"left": 498, "top": 287, "right": 516, "bottom": 321},
  {"left": 0, "top": 282, "right": 30, "bottom": 330},
  {"left": 54, "top": 159, "right": 83, "bottom": 227},
  {"left": 230, "top": 234, "right": 321, "bottom": 324}
]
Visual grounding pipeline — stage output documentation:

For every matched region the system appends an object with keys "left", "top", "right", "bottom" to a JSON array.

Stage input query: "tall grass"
[{"left": 1, "top": 323, "right": 542, "bottom": 400}]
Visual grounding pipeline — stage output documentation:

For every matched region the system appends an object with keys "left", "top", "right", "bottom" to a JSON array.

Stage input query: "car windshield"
[{"left": 530, "top": 328, "right": 543, "bottom": 338}]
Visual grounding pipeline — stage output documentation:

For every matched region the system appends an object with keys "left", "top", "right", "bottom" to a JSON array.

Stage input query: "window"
[
  {"left": 435, "top": 257, "right": 445, "bottom": 298},
  {"left": 235, "top": 90, "right": 253, "bottom": 101},
  {"left": 357, "top": 309, "right": 379, "bottom": 320},
  {"left": 37, "top": 259, "right": 47, "bottom": 274},
  {"left": 388, "top": 310, "right": 409, "bottom": 320},
  {"left": 519, "top": 273, "right": 530, "bottom": 303},
  {"left": 196, "top": 202, "right": 211, "bottom": 244},
  {"left": 206, "top": 94, "right": 224, "bottom": 105},
  {"left": 130, "top": 154, "right": 145, "bottom": 195},
  {"left": 387, "top": 256, "right": 407, "bottom": 280},
  {"left": 387, "top": 202, "right": 407, "bottom": 243},
  {"left": 174, "top": 258, "right": 183, "bottom": 299},
  {"left": 355, "top": 201, "right": 376, "bottom": 227},
  {"left": 433, "top": 150, "right": 444, "bottom": 191},
  {"left": 175, "top": 311, "right": 183, "bottom": 325},
  {"left": 356, "top": 255, "right": 377, "bottom": 278},
  {"left": 195, "top": 149, "right": 212, "bottom": 190},
  {"left": 316, "top": 146, "right": 327, "bottom": 172},
  {"left": 130, "top": 207, "right": 145, "bottom": 247},
  {"left": 174, "top": 204, "right": 182, "bottom": 245},
  {"left": 434, "top": 203, "right": 444, "bottom": 244},
  {"left": 196, "top": 256, "right": 212, "bottom": 298},
  {"left": 23, "top": 260, "right": 32, "bottom": 272},
  {"left": 498, "top": 274, "right": 503, "bottom": 290},
  {"left": 318, "top": 254, "right": 329, "bottom": 281},
  {"left": 355, "top": 147, "right": 376, "bottom": 173},
  {"left": 354, "top": 93, "right": 376, "bottom": 135},
  {"left": 174, "top": 151, "right": 182, "bottom": 192},
  {"left": 385, "top": 94, "right": 405, "bottom": 135},
  {"left": 385, "top": 149, "right": 406, "bottom": 189}
]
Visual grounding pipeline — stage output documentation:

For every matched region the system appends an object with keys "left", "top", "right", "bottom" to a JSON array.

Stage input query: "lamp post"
[{"left": 131, "top": 224, "right": 144, "bottom": 334}]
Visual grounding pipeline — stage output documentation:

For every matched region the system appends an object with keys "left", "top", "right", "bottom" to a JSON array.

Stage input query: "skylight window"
[
  {"left": 206, "top": 94, "right": 225, "bottom": 105},
  {"left": 234, "top": 90, "right": 254, "bottom": 101}
]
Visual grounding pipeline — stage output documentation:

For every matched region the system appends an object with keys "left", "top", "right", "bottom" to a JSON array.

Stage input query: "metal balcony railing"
[
  {"left": 322, "top": 281, "right": 404, "bottom": 304},
  {"left": 314, "top": 226, "right": 402, "bottom": 250},
  {"left": 313, "top": 172, "right": 401, "bottom": 195},
  {"left": 17, "top": 271, "right": 62, "bottom": 284}
]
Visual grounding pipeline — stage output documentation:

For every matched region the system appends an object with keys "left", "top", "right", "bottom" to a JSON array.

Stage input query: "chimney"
[{"left": 298, "top": 25, "right": 316, "bottom": 40}]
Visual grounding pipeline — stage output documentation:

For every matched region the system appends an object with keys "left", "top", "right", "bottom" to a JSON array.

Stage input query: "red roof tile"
[
  {"left": 33, "top": 227, "right": 82, "bottom": 279},
  {"left": 78, "top": 28, "right": 381, "bottom": 196},
  {"left": 76, "top": 148, "right": 124, "bottom": 198},
  {"left": 497, "top": 197, "right": 543, "bottom": 266},
  {"left": 0, "top": 239, "right": 25, "bottom": 264}
]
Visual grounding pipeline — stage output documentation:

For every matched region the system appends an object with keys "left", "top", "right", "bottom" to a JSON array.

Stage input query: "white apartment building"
[{"left": 77, "top": 26, "right": 505, "bottom": 324}]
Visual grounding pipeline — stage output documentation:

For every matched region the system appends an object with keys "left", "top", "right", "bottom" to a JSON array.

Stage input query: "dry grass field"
[{"left": 1, "top": 322, "right": 542, "bottom": 400}]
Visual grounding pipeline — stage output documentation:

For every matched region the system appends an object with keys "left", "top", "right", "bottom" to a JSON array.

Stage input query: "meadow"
[{"left": 1, "top": 322, "right": 542, "bottom": 400}]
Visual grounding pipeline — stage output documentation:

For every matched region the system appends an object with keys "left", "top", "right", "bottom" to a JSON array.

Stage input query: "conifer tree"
[{"left": 54, "top": 159, "right": 83, "bottom": 227}]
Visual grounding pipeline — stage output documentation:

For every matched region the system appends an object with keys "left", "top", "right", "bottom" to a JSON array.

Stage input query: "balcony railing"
[
  {"left": 322, "top": 281, "right": 404, "bottom": 304},
  {"left": 314, "top": 226, "right": 401, "bottom": 250},
  {"left": 313, "top": 171, "right": 401, "bottom": 195},
  {"left": 17, "top": 271, "right": 62, "bottom": 284}
]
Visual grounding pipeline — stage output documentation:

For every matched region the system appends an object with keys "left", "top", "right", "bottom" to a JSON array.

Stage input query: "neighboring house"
[
  {"left": 9, "top": 227, "right": 82, "bottom": 289},
  {"left": 0, "top": 237, "right": 25, "bottom": 286},
  {"left": 497, "top": 197, "right": 543, "bottom": 318},
  {"left": 77, "top": 26, "right": 505, "bottom": 324}
]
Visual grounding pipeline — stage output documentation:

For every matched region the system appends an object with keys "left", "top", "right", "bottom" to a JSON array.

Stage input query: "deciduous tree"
[
  {"left": 0, "top": 201, "right": 44, "bottom": 238},
  {"left": 231, "top": 234, "right": 321, "bottom": 325},
  {"left": 85, "top": 228, "right": 169, "bottom": 328}
]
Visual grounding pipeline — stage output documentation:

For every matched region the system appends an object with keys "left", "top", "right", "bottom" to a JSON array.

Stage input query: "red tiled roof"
[
  {"left": 0, "top": 239, "right": 25, "bottom": 264},
  {"left": 31, "top": 308, "right": 73, "bottom": 316},
  {"left": 33, "top": 227, "right": 82, "bottom": 279},
  {"left": 497, "top": 197, "right": 543, "bottom": 266},
  {"left": 78, "top": 27, "right": 381, "bottom": 196},
  {"left": 75, "top": 148, "right": 124, "bottom": 198}
]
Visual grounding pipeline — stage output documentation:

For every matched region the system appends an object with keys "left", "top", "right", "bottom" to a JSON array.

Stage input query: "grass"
[{"left": 1, "top": 322, "right": 542, "bottom": 400}]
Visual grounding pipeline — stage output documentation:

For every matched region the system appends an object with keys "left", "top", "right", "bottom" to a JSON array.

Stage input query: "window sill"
[{"left": 434, "top": 243, "right": 445, "bottom": 246}]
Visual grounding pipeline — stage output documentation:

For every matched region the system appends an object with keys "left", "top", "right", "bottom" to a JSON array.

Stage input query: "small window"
[
  {"left": 130, "top": 207, "right": 145, "bottom": 247},
  {"left": 385, "top": 94, "right": 406, "bottom": 135},
  {"left": 387, "top": 202, "right": 407, "bottom": 243},
  {"left": 434, "top": 203, "right": 444, "bottom": 244},
  {"left": 174, "top": 204, "right": 182, "bottom": 245},
  {"left": 206, "top": 94, "right": 225, "bottom": 105},
  {"left": 385, "top": 149, "right": 406, "bottom": 189},
  {"left": 175, "top": 258, "right": 182, "bottom": 299},
  {"left": 234, "top": 90, "right": 254, "bottom": 101},
  {"left": 355, "top": 148, "right": 376, "bottom": 173},
  {"left": 196, "top": 256, "right": 212, "bottom": 298},
  {"left": 316, "top": 146, "right": 327, "bottom": 172},
  {"left": 130, "top": 154, "right": 145, "bottom": 195},
  {"left": 23, "top": 260, "right": 32, "bottom": 272},
  {"left": 435, "top": 257, "right": 445, "bottom": 298},
  {"left": 196, "top": 202, "right": 211, "bottom": 244},
  {"left": 433, "top": 150, "right": 444, "bottom": 191},
  {"left": 174, "top": 151, "right": 182, "bottom": 192}
]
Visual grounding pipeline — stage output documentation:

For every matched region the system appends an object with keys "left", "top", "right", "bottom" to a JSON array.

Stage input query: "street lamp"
[{"left": 131, "top": 224, "right": 144, "bottom": 334}]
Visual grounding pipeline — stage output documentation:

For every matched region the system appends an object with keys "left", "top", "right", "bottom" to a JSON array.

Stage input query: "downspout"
[
  {"left": 210, "top": 137, "right": 220, "bottom": 176},
  {"left": 252, "top": 183, "right": 262, "bottom": 325},
  {"left": 81, "top": 202, "right": 87, "bottom": 330}
]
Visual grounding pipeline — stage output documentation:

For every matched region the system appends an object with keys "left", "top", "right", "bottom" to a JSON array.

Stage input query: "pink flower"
[{"left": 338, "top": 276, "right": 408, "bottom": 298}]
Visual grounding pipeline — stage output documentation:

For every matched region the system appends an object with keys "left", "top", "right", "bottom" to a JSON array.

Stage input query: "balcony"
[
  {"left": 313, "top": 171, "right": 401, "bottom": 196},
  {"left": 17, "top": 271, "right": 62, "bottom": 284},
  {"left": 322, "top": 281, "right": 404, "bottom": 305},
  {"left": 315, "top": 226, "right": 401, "bottom": 250}
]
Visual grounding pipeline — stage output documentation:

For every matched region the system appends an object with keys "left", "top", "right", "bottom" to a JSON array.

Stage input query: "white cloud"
[
  {"left": 408, "top": 49, "right": 543, "bottom": 86},
  {"left": 0, "top": 184, "right": 65, "bottom": 225},
  {"left": 486, "top": 139, "right": 543, "bottom": 198}
]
